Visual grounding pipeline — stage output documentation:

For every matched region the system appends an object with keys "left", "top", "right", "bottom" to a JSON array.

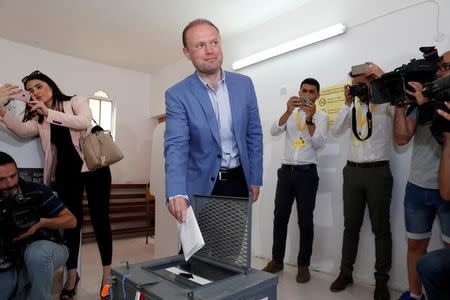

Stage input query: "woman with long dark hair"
[{"left": 0, "top": 71, "right": 113, "bottom": 300}]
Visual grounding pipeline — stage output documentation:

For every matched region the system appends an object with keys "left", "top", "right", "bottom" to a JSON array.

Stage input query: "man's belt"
[
  {"left": 346, "top": 160, "right": 389, "bottom": 168},
  {"left": 218, "top": 166, "right": 244, "bottom": 181},
  {"left": 281, "top": 164, "right": 316, "bottom": 171}
]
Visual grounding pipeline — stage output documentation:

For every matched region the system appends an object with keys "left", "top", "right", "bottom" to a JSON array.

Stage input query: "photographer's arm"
[
  {"left": 278, "top": 97, "right": 298, "bottom": 126},
  {"left": 438, "top": 102, "right": 450, "bottom": 200},
  {"left": 15, "top": 208, "right": 76, "bottom": 240},
  {"left": 439, "top": 133, "right": 450, "bottom": 201},
  {"left": 394, "top": 81, "right": 429, "bottom": 145},
  {"left": 333, "top": 85, "right": 352, "bottom": 134},
  {"left": 394, "top": 106, "right": 416, "bottom": 145}
]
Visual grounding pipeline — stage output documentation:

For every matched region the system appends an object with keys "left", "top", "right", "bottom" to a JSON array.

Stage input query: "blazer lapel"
[
  {"left": 225, "top": 72, "right": 242, "bottom": 145},
  {"left": 188, "top": 74, "right": 221, "bottom": 148}
]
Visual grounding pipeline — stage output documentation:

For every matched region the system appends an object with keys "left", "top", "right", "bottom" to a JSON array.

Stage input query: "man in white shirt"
[
  {"left": 330, "top": 64, "right": 393, "bottom": 300},
  {"left": 262, "top": 78, "right": 328, "bottom": 284}
]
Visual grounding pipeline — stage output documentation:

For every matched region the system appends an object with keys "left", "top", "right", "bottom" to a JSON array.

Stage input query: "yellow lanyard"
[
  {"left": 295, "top": 110, "right": 307, "bottom": 134},
  {"left": 293, "top": 110, "right": 307, "bottom": 148},
  {"left": 356, "top": 102, "right": 379, "bottom": 129}
]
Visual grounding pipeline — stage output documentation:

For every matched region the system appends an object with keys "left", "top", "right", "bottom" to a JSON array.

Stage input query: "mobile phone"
[
  {"left": 298, "top": 97, "right": 312, "bottom": 105},
  {"left": 11, "top": 91, "right": 31, "bottom": 102},
  {"left": 351, "top": 63, "right": 369, "bottom": 76}
]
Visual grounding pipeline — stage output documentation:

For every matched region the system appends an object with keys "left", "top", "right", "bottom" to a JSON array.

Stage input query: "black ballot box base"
[{"left": 111, "top": 255, "right": 278, "bottom": 300}]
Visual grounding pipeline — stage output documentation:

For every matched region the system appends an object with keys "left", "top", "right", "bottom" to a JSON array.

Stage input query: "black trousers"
[
  {"left": 56, "top": 167, "right": 112, "bottom": 269},
  {"left": 271, "top": 164, "right": 319, "bottom": 267},
  {"left": 82, "top": 167, "right": 112, "bottom": 267},
  {"left": 340, "top": 164, "right": 392, "bottom": 280},
  {"left": 211, "top": 170, "right": 248, "bottom": 198}
]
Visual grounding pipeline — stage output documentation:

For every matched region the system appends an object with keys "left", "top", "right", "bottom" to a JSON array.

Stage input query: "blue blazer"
[{"left": 164, "top": 71, "right": 263, "bottom": 203}]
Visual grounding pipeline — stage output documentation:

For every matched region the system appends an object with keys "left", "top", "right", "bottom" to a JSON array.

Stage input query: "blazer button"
[{"left": 210, "top": 177, "right": 215, "bottom": 181}]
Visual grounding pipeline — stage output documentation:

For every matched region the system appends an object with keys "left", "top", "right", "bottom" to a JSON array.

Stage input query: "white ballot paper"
[{"left": 179, "top": 206, "right": 205, "bottom": 261}]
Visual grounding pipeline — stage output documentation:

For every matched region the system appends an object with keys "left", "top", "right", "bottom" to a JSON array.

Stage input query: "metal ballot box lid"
[{"left": 191, "top": 194, "right": 252, "bottom": 272}]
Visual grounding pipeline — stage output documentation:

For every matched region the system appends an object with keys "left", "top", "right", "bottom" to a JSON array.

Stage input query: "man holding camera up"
[
  {"left": 0, "top": 152, "right": 76, "bottom": 300},
  {"left": 394, "top": 51, "right": 450, "bottom": 300},
  {"left": 331, "top": 63, "right": 393, "bottom": 300},
  {"left": 262, "top": 78, "right": 328, "bottom": 283}
]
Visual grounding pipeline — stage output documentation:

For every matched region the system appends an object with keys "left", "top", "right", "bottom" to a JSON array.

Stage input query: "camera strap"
[{"left": 351, "top": 102, "right": 373, "bottom": 141}]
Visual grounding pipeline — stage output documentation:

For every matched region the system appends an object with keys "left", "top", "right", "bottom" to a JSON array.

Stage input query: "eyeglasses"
[
  {"left": 437, "top": 63, "right": 450, "bottom": 72},
  {"left": 21, "top": 70, "right": 41, "bottom": 84}
]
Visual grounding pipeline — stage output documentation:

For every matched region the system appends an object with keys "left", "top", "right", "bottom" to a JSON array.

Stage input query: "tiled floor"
[{"left": 58, "top": 236, "right": 401, "bottom": 299}]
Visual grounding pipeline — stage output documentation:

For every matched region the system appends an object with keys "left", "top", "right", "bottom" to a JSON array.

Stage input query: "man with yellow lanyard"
[
  {"left": 263, "top": 78, "right": 328, "bottom": 284},
  {"left": 331, "top": 63, "right": 394, "bottom": 300}
]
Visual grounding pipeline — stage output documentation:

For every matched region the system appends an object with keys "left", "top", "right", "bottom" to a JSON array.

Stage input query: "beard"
[{"left": 0, "top": 185, "right": 19, "bottom": 200}]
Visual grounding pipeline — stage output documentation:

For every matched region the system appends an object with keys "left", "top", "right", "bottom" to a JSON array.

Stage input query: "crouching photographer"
[
  {"left": 0, "top": 152, "right": 76, "bottom": 300},
  {"left": 392, "top": 50, "right": 450, "bottom": 300}
]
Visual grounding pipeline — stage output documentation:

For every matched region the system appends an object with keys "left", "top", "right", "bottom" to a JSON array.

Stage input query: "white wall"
[
  {"left": 0, "top": 38, "right": 152, "bottom": 183},
  {"left": 150, "top": 0, "right": 450, "bottom": 291}
]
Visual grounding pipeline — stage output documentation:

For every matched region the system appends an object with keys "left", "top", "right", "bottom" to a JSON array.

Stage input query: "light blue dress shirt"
[{"left": 197, "top": 71, "right": 240, "bottom": 169}]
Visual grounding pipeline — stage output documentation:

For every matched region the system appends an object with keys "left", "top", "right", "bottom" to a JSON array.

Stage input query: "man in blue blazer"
[{"left": 164, "top": 19, "right": 263, "bottom": 223}]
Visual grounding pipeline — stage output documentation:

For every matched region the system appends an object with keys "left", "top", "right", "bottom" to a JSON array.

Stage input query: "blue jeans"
[
  {"left": 404, "top": 182, "right": 450, "bottom": 242},
  {"left": 416, "top": 248, "right": 450, "bottom": 300},
  {"left": 0, "top": 240, "right": 68, "bottom": 300}
]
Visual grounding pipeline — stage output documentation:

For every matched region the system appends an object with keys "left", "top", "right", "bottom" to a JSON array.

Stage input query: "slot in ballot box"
[{"left": 111, "top": 195, "right": 278, "bottom": 299}]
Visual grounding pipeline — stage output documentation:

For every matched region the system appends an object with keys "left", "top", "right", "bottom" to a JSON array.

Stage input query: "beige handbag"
[{"left": 80, "top": 125, "right": 124, "bottom": 170}]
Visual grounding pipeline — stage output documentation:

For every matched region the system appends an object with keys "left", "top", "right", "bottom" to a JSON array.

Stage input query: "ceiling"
[{"left": 0, "top": 0, "right": 310, "bottom": 73}]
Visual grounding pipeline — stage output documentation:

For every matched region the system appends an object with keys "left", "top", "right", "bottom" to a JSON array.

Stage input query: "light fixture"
[{"left": 232, "top": 23, "right": 347, "bottom": 70}]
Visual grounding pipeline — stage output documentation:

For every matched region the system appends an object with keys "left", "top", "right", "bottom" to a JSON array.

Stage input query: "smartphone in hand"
[
  {"left": 11, "top": 91, "right": 31, "bottom": 102},
  {"left": 298, "top": 97, "right": 312, "bottom": 105}
]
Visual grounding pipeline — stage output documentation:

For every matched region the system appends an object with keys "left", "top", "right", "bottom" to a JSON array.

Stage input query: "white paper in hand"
[{"left": 179, "top": 206, "right": 205, "bottom": 261}]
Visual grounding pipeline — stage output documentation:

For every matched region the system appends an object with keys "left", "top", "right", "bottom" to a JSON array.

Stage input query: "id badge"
[{"left": 293, "top": 137, "right": 305, "bottom": 148}]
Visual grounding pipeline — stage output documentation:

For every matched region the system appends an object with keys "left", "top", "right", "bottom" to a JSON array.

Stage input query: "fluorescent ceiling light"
[{"left": 232, "top": 23, "right": 347, "bottom": 70}]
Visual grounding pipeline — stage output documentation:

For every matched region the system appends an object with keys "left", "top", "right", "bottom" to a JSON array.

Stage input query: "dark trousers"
[
  {"left": 82, "top": 167, "right": 112, "bottom": 266},
  {"left": 271, "top": 164, "right": 319, "bottom": 267},
  {"left": 56, "top": 167, "right": 112, "bottom": 269},
  {"left": 211, "top": 169, "right": 248, "bottom": 198},
  {"left": 340, "top": 164, "right": 393, "bottom": 280},
  {"left": 54, "top": 171, "right": 84, "bottom": 270}
]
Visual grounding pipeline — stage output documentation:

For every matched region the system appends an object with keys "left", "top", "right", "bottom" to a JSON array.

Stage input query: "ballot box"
[{"left": 111, "top": 195, "right": 278, "bottom": 299}]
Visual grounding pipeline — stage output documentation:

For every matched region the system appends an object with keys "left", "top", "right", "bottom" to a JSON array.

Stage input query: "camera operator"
[
  {"left": 330, "top": 62, "right": 394, "bottom": 300},
  {"left": 415, "top": 102, "right": 450, "bottom": 300},
  {"left": 0, "top": 151, "right": 76, "bottom": 300},
  {"left": 393, "top": 51, "right": 450, "bottom": 300}
]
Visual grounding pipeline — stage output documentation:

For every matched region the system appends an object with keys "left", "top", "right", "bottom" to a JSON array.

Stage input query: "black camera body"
[
  {"left": 371, "top": 47, "right": 439, "bottom": 105},
  {"left": 417, "top": 76, "right": 450, "bottom": 141},
  {"left": 0, "top": 192, "right": 41, "bottom": 237},
  {"left": 0, "top": 191, "right": 42, "bottom": 271},
  {"left": 349, "top": 82, "right": 369, "bottom": 98}
]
